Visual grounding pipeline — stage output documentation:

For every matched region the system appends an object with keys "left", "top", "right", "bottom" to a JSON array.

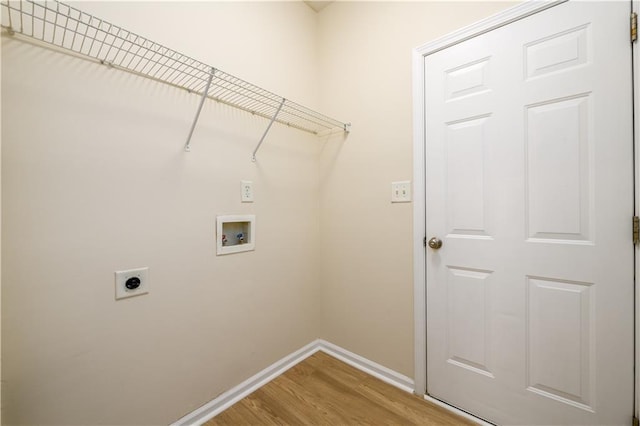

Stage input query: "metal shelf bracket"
[
  {"left": 1, "top": 0, "right": 350, "bottom": 154},
  {"left": 185, "top": 67, "right": 215, "bottom": 152},
  {"left": 252, "top": 97, "right": 286, "bottom": 162}
]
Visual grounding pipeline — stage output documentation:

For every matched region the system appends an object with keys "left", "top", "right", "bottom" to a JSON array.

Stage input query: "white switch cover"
[
  {"left": 241, "top": 180, "right": 254, "bottom": 202},
  {"left": 391, "top": 181, "right": 411, "bottom": 203},
  {"left": 115, "top": 267, "right": 149, "bottom": 300}
]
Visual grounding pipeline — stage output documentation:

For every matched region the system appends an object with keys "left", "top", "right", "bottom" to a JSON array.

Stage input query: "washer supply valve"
[
  {"left": 222, "top": 234, "right": 228, "bottom": 246},
  {"left": 236, "top": 232, "right": 245, "bottom": 244}
]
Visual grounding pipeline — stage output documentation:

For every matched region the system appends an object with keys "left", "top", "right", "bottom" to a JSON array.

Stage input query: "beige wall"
[
  {"left": 1, "top": 1, "right": 518, "bottom": 424},
  {"left": 0, "top": 24, "right": 3, "bottom": 426},
  {"left": 317, "top": 1, "right": 516, "bottom": 378},
  {"left": 2, "top": 2, "right": 321, "bottom": 424}
]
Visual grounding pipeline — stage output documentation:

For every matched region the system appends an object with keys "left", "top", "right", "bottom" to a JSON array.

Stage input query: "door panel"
[
  {"left": 526, "top": 95, "right": 591, "bottom": 241},
  {"left": 527, "top": 276, "right": 594, "bottom": 410},
  {"left": 425, "top": 2, "right": 633, "bottom": 424}
]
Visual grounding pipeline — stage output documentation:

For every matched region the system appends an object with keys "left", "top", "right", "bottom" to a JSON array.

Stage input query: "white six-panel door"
[{"left": 425, "top": 2, "right": 634, "bottom": 424}]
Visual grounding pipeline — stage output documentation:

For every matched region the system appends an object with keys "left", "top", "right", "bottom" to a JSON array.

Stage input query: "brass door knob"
[{"left": 428, "top": 237, "right": 442, "bottom": 250}]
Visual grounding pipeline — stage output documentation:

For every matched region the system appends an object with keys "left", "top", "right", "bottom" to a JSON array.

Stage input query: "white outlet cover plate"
[
  {"left": 115, "top": 267, "right": 149, "bottom": 300},
  {"left": 391, "top": 181, "right": 411, "bottom": 203},
  {"left": 241, "top": 180, "right": 253, "bottom": 202}
]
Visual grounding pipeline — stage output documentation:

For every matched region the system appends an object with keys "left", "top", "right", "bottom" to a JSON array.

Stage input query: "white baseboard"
[
  {"left": 171, "top": 339, "right": 322, "bottom": 426},
  {"left": 315, "top": 339, "right": 414, "bottom": 393},
  {"left": 171, "top": 339, "right": 485, "bottom": 426},
  {"left": 315, "top": 341, "right": 488, "bottom": 425}
]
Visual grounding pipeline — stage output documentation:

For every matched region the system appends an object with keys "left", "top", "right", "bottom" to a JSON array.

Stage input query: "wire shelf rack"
[{"left": 1, "top": 0, "right": 350, "bottom": 156}]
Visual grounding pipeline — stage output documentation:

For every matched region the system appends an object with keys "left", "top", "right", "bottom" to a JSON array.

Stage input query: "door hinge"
[
  {"left": 633, "top": 216, "right": 639, "bottom": 244},
  {"left": 632, "top": 12, "right": 638, "bottom": 43},
  {"left": 423, "top": 236, "right": 427, "bottom": 247}
]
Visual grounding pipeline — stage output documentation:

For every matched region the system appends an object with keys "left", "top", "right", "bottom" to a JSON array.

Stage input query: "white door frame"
[
  {"left": 634, "top": 0, "right": 639, "bottom": 418},
  {"left": 411, "top": 0, "right": 638, "bottom": 419}
]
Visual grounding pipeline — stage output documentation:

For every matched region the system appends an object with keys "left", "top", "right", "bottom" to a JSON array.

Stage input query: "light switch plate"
[
  {"left": 241, "top": 180, "right": 253, "bottom": 202},
  {"left": 391, "top": 181, "right": 411, "bottom": 203}
]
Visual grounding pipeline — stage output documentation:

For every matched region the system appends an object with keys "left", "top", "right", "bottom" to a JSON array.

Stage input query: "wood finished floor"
[{"left": 206, "top": 351, "right": 474, "bottom": 425}]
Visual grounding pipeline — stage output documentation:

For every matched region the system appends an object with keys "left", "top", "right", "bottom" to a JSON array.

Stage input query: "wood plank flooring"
[{"left": 206, "top": 351, "right": 474, "bottom": 425}]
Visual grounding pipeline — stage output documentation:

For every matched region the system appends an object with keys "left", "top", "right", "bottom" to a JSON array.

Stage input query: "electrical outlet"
[
  {"left": 241, "top": 180, "right": 253, "bottom": 202},
  {"left": 391, "top": 181, "right": 411, "bottom": 203},
  {"left": 115, "top": 267, "right": 149, "bottom": 300}
]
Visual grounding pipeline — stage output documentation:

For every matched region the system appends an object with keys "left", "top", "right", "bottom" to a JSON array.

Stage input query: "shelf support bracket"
[
  {"left": 184, "top": 67, "right": 215, "bottom": 152},
  {"left": 252, "top": 97, "right": 286, "bottom": 162}
]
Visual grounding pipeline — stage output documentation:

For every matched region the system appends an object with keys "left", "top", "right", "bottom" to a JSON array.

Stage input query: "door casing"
[{"left": 411, "top": 0, "right": 639, "bottom": 419}]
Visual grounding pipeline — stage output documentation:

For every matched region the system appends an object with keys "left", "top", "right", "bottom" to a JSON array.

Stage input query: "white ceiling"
[{"left": 304, "top": 1, "right": 333, "bottom": 13}]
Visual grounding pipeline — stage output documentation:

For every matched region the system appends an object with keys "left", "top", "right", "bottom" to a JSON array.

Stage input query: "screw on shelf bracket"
[
  {"left": 184, "top": 67, "right": 215, "bottom": 152},
  {"left": 252, "top": 97, "right": 286, "bottom": 162}
]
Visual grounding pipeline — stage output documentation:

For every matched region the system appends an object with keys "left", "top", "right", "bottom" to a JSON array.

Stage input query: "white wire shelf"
[{"left": 1, "top": 0, "right": 350, "bottom": 157}]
